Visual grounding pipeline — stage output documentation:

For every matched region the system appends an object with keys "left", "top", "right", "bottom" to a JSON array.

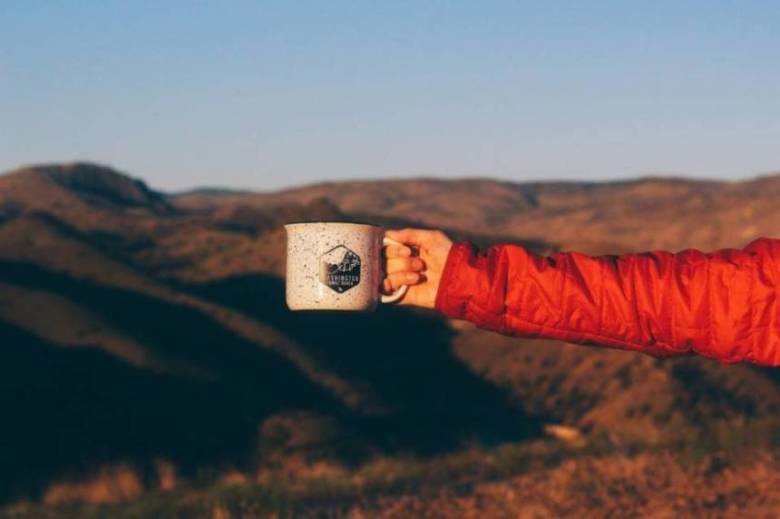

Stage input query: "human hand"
[{"left": 382, "top": 228, "right": 453, "bottom": 309}]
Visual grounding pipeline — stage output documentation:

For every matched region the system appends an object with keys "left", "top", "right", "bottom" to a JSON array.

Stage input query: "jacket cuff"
[{"left": 434, "top": 240, "right": 478, "bottom": 319}]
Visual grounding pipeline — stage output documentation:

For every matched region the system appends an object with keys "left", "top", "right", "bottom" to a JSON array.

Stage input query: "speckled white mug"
[{"left": 285, "top": 222, "right": 409, "bottom": 311}]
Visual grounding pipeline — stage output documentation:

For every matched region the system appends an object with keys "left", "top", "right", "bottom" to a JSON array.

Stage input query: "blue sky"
[{"left": 1, "top": 1, "right": 778, "bottom": 191}]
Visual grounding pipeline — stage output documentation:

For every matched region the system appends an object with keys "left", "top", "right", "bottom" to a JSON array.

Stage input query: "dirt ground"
[{"left": 349, "top": 452, "right": 780, "bottom": 519}]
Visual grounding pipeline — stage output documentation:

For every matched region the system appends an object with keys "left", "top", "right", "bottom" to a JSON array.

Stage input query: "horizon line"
[{"left": 3, "top": 160, "right": 780, "bottom": 195}]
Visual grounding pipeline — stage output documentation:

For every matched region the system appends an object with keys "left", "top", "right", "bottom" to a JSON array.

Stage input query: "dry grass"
[
  {"left": 354, "top": 451, "right": 780, "bottom": 518},
  {"left": 41, "top": 465, "right": 143, "bottom": 507},
  {"left": 5, "top": 427, "right": 780, "bottom": 518}
]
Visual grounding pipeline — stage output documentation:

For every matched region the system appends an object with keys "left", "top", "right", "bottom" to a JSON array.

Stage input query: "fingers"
[
  {"left": 384, "top": 243, "right": 412, "bottom": 259},
  {"left": 382, "top": 227, "right": 445, "bottom": 294},
  {"left": 386, "top": 257, "right": 425, "bottom": 274},
  {"left": 385, "top": 228, "right": 440, "bottom": 247},
  {"left": 383, "top": 256, "right": 425, "bottom": 292},
  {"left": 384, "top": 271, "right": 420, "bottom": 292}
]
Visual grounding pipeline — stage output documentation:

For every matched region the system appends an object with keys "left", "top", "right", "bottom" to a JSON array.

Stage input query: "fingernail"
[{"left": 405, "top": 272, "right": 418, "bottom": 282}]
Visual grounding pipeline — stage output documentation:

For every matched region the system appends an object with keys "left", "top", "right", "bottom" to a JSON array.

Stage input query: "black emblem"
[{"left": 320, "top": 245, "right": 361, "bottom": 293}]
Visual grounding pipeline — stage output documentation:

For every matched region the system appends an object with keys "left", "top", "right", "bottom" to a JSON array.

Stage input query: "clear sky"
[{"left": 1, "top": 1, "right": 778, "bottom": 191}]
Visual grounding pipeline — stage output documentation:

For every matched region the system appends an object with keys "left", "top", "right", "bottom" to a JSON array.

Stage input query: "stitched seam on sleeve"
[
  {"left": 670, "top": 254, "right": 676, "bottom": 352},
  {"left": 597, "top": 258, "right": 605, "bottom": 338},
  {"left": 558, "top": 255, "right": 568, "bottom": 329},
  {"left": 629, "top": 255, "right": 643, "bottom": 345},
  {"left": 464, "top": 286, "right": 641, "bottom": 352},
  {"left": 768, "top": 248, "right": 779, "bottom": 365},
  {"left": 496, "top": 304, "right": 682, "bottom": 355},
  {"left": 706, "top": 256, "right": 713, "bottom": 355},
  {"left": 748, "top": 258, "right": 755, "bottom": 363},
  {"left": 762, "top": 241, "right": 779, "bottom": 286},
  {"left": 760, "top": 246, "right": 780, "bottom": 363}
]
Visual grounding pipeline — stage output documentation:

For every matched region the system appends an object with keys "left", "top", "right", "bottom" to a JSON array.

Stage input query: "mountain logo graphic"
[{"left": 319, "top": 245, "right": 362, "bottom": 293}]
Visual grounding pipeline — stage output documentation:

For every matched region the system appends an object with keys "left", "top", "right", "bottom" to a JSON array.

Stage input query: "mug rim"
[{"left": 284, "top": 220, "right": 380, "bottom": 229}]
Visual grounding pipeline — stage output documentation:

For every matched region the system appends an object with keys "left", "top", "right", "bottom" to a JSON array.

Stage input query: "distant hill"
[
  {"left": 175, "top": 172, "right": 780, "bottom": 254},
  {"left": 174, "top": 187, "right": 253, "bottom": 197},
  {"left": 2, "top": 162, "right": 780, "bottom": 511},
  {"left": 0, "top": 162, "right": 171, "bottom": 217}
]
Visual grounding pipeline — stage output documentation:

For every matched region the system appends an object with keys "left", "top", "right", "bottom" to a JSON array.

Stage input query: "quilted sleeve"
[{"left": 434, "top": 238, "right": 780, "bottom": 366}]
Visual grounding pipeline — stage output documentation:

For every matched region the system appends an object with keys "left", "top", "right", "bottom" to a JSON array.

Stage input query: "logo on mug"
[{"left": 320, "top": 245, "right": 361, "bottom": 293}]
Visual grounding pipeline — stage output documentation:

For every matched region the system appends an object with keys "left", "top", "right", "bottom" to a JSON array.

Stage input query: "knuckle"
[
  {"left": 386, "top": 258, "right": 408, "bottom": 272},
  {"left": 389, "top": 272, "right": 406, "bottom": 288}
]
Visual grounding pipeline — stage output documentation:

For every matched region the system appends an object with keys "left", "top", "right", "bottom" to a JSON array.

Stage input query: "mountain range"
[{"left": 2, "top": 162, "right": 780, "bottom": 515}]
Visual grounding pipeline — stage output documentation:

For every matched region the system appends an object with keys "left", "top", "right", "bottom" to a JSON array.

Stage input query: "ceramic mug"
[{"left": 285, "top": 222, "right": 409, "bottom": 311}]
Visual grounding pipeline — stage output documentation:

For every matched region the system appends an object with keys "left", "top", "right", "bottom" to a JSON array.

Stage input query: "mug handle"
[{"left": 380, "top": 236, "right": 410, "bottom": 304}]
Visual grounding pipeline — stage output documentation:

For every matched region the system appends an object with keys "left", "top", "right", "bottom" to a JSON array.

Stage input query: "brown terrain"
[{"left": 1, "top": 162, "right": 780, "bottom": 518}]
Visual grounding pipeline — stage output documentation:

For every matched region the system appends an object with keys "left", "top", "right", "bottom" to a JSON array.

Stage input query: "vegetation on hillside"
[{"left": 2, "top": 163, "right": 780, "bottom": 516}]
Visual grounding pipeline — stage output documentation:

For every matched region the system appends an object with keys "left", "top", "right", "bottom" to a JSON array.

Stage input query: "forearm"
[{"left": 434, "top": 239, "right": 780, "bottom": 366}]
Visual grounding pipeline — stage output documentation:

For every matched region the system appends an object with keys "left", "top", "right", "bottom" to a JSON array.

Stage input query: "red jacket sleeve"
[{"left": 434, "top": 238, "right": 780, "bottom": 366}]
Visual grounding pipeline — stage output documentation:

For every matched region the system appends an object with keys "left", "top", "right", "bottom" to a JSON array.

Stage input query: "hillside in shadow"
[
  {"left": 0, "top": 261, "right": 344, "bottom": 501},
  {"left": 189, "top": 273, "right": 543, "bottom": 452},
  {"left": 0, "top": 259, "right": 542, "bottom": 503}
]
